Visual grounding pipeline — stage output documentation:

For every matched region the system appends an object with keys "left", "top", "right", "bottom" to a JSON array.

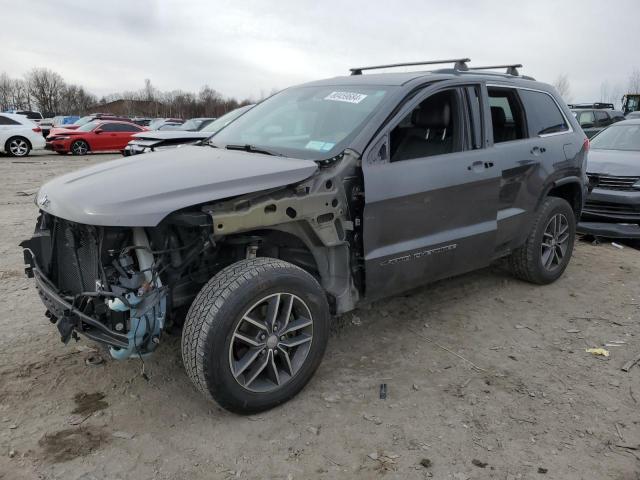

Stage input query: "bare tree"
[
  {"left": 11, "top": 79, "right": 31, "bottom": 110},
  {"left": 0, "top": 73, "right": 12, "bottom": 111},
  {"left": 143, "top": 78, "right": 156, "bottom": 102},
  {"left": 628, "top": 69, "right": 640, "bottom": 93},
  {"left": 26, "top": 68, "right": 65, "bottom": 114},
  {"left": 553, "top": 74, "right": 572, "bottom": 103}
]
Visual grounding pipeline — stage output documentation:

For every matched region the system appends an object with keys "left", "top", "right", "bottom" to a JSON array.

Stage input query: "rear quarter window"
[
  {"left": 519, "top": 90, "right": 569, "bottom": 136},
  {"left": 0, "top": 115, "right": 21, "bottom": 125}
]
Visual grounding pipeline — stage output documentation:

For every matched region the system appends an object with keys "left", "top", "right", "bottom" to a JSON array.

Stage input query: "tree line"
[
  {"left": 553, "top": 68, "right": 640, "bottom": 107},
  {"left": 0, "top": 68, "right": 256, "bottom": 118}
]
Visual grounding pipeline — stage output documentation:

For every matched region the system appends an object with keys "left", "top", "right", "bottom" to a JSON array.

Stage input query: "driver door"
[{"left": 362, "top": 83, "right": 501, "bottom": 300}]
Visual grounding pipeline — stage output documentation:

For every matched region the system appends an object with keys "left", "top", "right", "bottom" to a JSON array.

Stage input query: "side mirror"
[{"left": 94, "top": 128, "right": 103, "bottom": 134}]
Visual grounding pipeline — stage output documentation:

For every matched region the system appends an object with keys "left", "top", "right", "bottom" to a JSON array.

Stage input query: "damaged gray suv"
[{"left": 21, "top": 59, "right": 588, "bottom": 413}]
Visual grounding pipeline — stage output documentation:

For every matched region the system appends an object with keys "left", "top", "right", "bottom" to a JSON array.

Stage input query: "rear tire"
[
  {"left": 70, "top": 140, "right": 89, "bottom": 156},
  {"left": 509, "top": 197, "right": 575, "bottom": 284},
  {"left": 182, "top": 257, "right": 330, "bottom": 414},
  {"left": 5, "top": 137, "right": 31, "bottom": 157}
]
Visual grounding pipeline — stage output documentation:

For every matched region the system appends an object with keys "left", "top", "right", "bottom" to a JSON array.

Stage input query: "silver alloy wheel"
[
  {"left": 229, "top": 292, "right": 313, "bottom": 393},
  {"left": 9, "top": 138, "right": 29, "bottom": 156},
  {"left": 72, "top": 141, "right": 88, "bottom": 155},
  {"left": 541, "top": 213, "right": 569, "bottom": 271}
]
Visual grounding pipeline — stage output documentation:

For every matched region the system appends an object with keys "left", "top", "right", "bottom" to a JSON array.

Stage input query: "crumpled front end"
[{"left": 20, "top": 213, "right": 167, "bottom": 359}]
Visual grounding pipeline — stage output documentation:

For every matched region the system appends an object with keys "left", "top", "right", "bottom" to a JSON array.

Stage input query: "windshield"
[
  {"left": 200, "top": 106, "right": 253, "bottom": 133},
  {"left": 211, "top": 86, "right": 391, "bottom": 159},
  {"left": 78, "top": 120, "right": 100, "bottom": 132},
  {"left": 178, "top": 119, "right": 201, "bottom": 131},
  {"left": 74, "top": 115, "right": 93, "bottom": 126},
  {"left": 148, "top": 119, "right": 168, "bottom": 130},
  {"left": 591, "top": 124, "right": 640, "bottom": 151}
]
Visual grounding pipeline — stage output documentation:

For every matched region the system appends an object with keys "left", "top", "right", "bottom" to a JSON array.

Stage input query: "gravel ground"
[{"left": 0, "top": 152, "right": 639, "bottom": 479}]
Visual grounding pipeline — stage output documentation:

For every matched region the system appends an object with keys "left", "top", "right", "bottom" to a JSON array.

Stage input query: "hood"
[
  {"left": 37, "top": 146, "right": 318, "bottom": 227},
  {"left": 587, "top": 149, "right": 640, "bottom": 176},
  {"left": 48, "top": 127, "right": 82, "bottom": 136}
]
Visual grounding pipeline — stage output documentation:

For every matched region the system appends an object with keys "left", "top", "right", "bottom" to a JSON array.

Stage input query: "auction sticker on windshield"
[{"left": 324, "top": 91, "right": 368, "bottom": 104}]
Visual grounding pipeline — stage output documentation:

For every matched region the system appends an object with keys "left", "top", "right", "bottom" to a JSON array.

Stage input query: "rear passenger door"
[
  {"left": 486, "top": 86, "right": 573, "bottom": 252},
  {"left": 362, "top": 83, "right": 501, "bottom": 299},
  {"left": 112, "top": 123, "right": 142, "bottom": 149}
]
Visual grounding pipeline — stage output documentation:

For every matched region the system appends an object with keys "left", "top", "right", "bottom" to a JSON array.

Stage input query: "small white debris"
[
  {"left": 362, "top": 413, "right": 383, "bottom": 425},
  {"left": 368, "top": 452, "right": 379, "bottom": 460},
  {"left": 322, "top": 393, "right": 340, "bottom": 403},
  {"left": 611, "top": 242, "right": 624, "bottom": 249},
  {"left": 112, "top": 431, "right": 135, "bottom": 439},
  {"left": 8, "top": 449, "right": 16, "bottom": 458}
]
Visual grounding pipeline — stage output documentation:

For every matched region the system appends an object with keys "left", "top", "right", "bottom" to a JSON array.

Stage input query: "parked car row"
[
  {"left": 123, "top": 105, "right": 252, "bottom": 156},
  {"left": 0, "top": 108, "right": 250, "bottom": 156}
]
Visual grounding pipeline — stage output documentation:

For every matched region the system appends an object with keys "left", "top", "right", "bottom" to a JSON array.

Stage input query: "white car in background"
[{"left": 0, "top": 113, "right": 46, "bottom": 157}]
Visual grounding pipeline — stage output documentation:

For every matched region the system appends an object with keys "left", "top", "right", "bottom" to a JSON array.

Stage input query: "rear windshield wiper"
[{"left": 225, "top": 144, "right": 283, "bottom": 156}]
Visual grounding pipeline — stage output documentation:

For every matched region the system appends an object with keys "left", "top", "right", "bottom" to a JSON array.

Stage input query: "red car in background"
[{"left": 46, "top": 120, "right": 147, "bottom": 155}]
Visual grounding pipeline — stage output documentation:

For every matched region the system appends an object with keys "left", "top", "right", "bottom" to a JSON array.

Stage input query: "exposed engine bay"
[{"left": 21, "top": 151, "right": 363, "bottom": 359}]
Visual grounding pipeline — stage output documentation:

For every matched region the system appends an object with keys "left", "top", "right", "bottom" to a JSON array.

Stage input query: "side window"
[
  {"left": 0, "top": 115, "right": 21, "bottom": 125},
  {"left": 389, "top": 89, "right": 461, "bottom": 162},
  {"left": 578, "top": 111, "right": 595, "bottom": 127},
  {"left": 518, "top": 90, "right": 569, "bottom": 136},
  {"left": 487, "top": 87, "right": 526, "bottom": 143},
  {"left": 594, "top": 111, "right": 611, "bottom": 126},
  {"left": 101, "top": 123, "right": 120, "bottom": 132},
  {"left": 113, "top": 123, "right": 140, "bottom": 132}
]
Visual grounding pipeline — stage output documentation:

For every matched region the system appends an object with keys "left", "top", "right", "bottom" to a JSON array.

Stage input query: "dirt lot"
[{"left": 0, "top": 152, "right": 639, "bottom": 479}]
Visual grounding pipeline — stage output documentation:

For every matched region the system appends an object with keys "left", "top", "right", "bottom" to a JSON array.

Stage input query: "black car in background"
[
  {"left": 569, "top": 103, "right": 625, "bottom": 138},
  {"left": 579, "top": 118, "right": 640, "bottom": 238}
]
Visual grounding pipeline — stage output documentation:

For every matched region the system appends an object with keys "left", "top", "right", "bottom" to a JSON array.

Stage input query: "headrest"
[
  {"left": 491, "top": 106, "right": 506, "bottom": 127},
  {"left": 413, "top": 97, "right": 451, "bottom": 129}
]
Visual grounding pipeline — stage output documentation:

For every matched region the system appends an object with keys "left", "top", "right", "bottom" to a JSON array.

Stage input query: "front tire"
[
  {"left": 70, "top": 140, "right": 89, "bottom": 156},
  {"left": 5, "top": 137, "right": 31, "bottom": 157},
  {"left": 182, "top": 258, "right": 330, "bottom": 414},
  {"left": 509, "top": 197, "right": 575, "bottom": 284}
]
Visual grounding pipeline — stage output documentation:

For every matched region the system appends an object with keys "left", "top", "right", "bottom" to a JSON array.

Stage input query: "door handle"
[
  {"left": 531, "top": 146, "right": 546, "bottom": 155},
  {"left": 467, "top": 161, "right": 494, "bottom": 171}
]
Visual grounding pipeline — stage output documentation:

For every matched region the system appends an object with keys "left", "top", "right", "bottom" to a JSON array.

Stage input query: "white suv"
[{"left": 0, "top": 113, "right": 46, "bottom": 157}]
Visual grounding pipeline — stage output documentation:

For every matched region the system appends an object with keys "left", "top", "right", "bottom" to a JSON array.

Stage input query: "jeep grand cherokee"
[{"left": 21, "top": 59, "right": 588, "bottom": 413}]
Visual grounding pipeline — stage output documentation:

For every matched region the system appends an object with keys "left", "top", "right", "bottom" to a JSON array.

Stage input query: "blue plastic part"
[{"left": 109, "top": 291, "right": 166, "bottom": 360}]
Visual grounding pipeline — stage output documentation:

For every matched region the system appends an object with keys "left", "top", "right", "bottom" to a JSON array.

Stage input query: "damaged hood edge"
[{"left": 37, "top": 145, "right": 318, "bottom": 227}]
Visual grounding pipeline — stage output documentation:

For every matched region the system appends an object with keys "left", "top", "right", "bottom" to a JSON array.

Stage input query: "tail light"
[
  {"left": 583, "top": 137, "right": 590, "bottom": 152},
  {"left": 32, "top": 127, "right": 41, "bottom": 133}
]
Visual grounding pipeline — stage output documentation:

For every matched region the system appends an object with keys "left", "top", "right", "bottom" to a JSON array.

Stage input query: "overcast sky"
[{"left": 1, "top": 0, "right": 638, "bottom": 104}]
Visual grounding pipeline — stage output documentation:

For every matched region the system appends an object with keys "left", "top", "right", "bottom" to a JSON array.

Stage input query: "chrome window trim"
[{"left": 486, "top": 83, "right": 574, "bottom": 138}]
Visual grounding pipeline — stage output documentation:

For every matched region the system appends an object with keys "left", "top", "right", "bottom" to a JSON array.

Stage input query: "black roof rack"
[
  {"left": 349, "top": 58, "right": 470, "bottom": 76},
  {"left": 567, "top": 102, "right": 614, "bottom": 110},
  {"left": 467, "top": 64, "right": 523, "bottom": 76}
]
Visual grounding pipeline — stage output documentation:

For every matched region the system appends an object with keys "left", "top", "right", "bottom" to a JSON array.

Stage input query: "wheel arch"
[
  {"left": 72, "top": 137, "right": 91, "bottom": 152},
  {"left": 540, "top": 176, "right": 584, "bottom": 220},
  {"left": 5, "top": 135, "right": 32, "bottom": 152},
  {"left": 225, "top": 223, "right": 358, "bottom": 315}
]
